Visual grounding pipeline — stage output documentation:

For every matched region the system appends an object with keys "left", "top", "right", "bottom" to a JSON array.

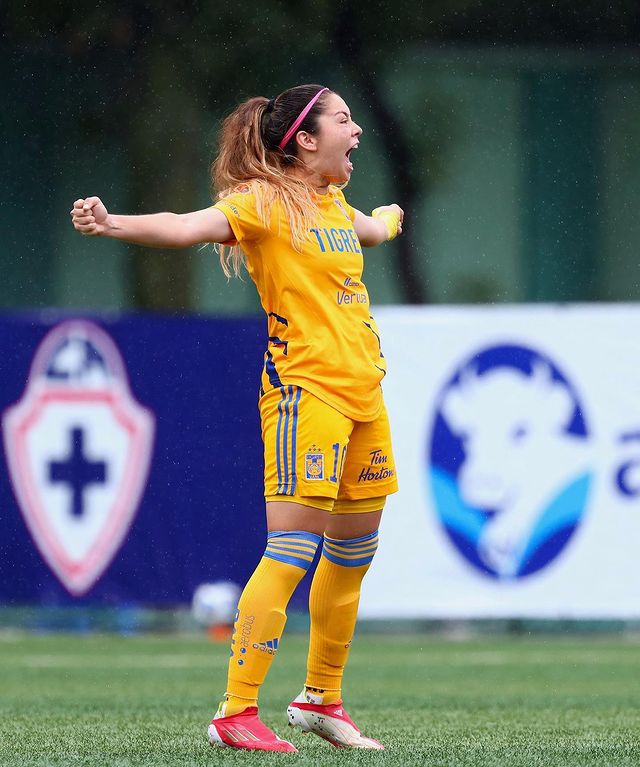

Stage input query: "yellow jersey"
[{"left": 214, "top": 186, "right": 386, "bottom": 421}]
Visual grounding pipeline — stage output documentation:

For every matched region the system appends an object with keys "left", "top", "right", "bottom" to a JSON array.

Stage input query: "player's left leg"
[
  {"left": 305, "top": 504, "right": 384, "bottom": 704},
  {"left": 287, "top": 402, "right": 398, "bottom": 749},
  {"left": 287, "top": 503, "right": 385, "bottom": 749}
]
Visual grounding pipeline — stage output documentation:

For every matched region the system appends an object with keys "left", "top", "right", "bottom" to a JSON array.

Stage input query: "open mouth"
[{"left": 345, "top": 144, "right": 358, "bottom": 171}]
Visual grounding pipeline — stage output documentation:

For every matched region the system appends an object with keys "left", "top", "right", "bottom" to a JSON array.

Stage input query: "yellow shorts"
[{"left": 260, "top": 385, "right": 398, "bottom": 513}]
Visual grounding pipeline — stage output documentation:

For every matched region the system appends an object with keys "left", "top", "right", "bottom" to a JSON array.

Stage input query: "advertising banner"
[
  {"left": 361, "top": 305, "right": 640, "bottom": 619},
  {"left": 0, "top": 313, "right": 280, "bottom": 606},
  {"left": 4, "top": 306, "right": 639, "bottom": 619}
]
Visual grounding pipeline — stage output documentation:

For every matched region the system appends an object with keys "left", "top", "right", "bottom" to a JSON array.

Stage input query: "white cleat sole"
[
  {"left": 207, "top": 723, "right": 227, "bottom": 747},
  {"left": 287, "top": 704, "right": 384, "bottom": 750}
]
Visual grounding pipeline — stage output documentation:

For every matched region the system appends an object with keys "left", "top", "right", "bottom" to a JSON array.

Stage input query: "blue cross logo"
[{"left": 49, "top": 427, "right": 107, "bottom": 517}]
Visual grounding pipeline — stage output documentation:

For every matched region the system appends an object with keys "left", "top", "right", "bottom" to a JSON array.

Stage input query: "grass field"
[{"left": 1, "top": 631, "right": 639, "bottom": 766}]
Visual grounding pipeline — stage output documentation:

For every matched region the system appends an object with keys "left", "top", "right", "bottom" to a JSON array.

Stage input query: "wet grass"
[{"left": 1, "top": 632, "right": 639, "bottom": 766}]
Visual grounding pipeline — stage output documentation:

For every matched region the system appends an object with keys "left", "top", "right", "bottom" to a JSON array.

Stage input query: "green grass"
[{"left": 1, "top": 631, "right": 639, "bottom": 766}]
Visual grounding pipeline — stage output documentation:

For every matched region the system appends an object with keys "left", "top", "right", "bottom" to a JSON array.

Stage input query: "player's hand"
[
  {"left": 380, "top": 204, "right": 403, "bottom": 235},
  {"left": 70, "top": 197, "right": 110, "bottom": 236},
  {"left": 371, "top": 204, "right": 404, "bottom": 239}
]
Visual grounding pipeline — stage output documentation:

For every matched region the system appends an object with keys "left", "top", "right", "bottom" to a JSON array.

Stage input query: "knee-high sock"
[
  {"left": 305, "top": 531, "right": 379, "bottom": 704},
  {"left": 224, "top": 530, "right": 321, "bottom": 715}
]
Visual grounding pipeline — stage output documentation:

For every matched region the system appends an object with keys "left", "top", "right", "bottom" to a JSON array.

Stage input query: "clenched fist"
[{"left": 70, "top": 197, "right": 110, "bottom": 236}]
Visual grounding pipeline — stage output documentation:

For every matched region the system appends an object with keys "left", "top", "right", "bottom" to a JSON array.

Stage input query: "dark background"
[{"left": 3, "top": 1, "right": 640, "bottom": 313}]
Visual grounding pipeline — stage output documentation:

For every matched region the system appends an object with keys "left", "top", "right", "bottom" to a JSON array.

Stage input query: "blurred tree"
[
  {"left": 2, "top": 0, "right": 638, "bottom": 307},
  {"left": 4, "top": 2, "right": 343, "bottom": 308}
]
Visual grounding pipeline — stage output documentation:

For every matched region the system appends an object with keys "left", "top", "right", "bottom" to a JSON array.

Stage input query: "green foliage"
[
  {"left": 3, "top": 2, "right": 639, "bottom": 307},
  {"left": 1, "top": 632, "right": 639, "bottom": 766}
]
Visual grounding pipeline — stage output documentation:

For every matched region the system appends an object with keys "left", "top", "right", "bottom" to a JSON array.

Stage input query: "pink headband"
[{"left": 277, "top": 87, "right": 329, "bottom": 151}]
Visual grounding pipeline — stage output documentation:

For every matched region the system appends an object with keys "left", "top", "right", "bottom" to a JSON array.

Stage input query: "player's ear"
[{"left": 295, "top": 131, "right": 318, "bottom": 153}]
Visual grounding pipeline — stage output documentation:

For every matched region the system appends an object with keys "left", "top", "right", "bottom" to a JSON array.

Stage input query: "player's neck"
[{"left": 290, "top": 165, "right": 330, "bottom": 196}]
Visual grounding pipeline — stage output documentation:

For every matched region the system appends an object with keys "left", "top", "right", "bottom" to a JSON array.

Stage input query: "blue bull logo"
[{"left": 428, "top": 345, "right": 593, "bottom": 579}]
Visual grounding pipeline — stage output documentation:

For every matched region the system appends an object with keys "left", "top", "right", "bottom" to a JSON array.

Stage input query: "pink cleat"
[
  {"left": 287, "top": 690, "right": 384, "bottom": 749},
  {"left": 208, "top": 705, "right": 298, "bottom": 752}
]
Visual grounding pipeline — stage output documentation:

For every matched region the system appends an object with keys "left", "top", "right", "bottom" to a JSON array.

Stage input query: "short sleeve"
[{"left": 213, "top": 189, "right": 265, "bottom": 244}]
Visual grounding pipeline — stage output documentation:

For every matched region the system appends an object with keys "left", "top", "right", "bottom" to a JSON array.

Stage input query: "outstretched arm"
[
  {"left": 353, "top": 204, "right": 404, "bottom": 247},
  {"left": 70, "top": 197, "right": 234, "bottom": 248}
]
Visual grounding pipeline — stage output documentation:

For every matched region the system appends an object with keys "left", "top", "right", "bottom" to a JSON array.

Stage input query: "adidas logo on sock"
[{"left": 252, "top": 638, "right": 279, "bottom": 655}]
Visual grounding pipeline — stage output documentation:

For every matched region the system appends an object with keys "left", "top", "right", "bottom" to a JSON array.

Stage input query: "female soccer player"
[{"left": 71, "top": 84, "right": 403, "bottom": 753}]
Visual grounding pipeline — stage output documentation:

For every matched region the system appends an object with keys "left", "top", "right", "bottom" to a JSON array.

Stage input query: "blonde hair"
[{"left": 211, "top": 85, "right": 331, "bottom": 278}]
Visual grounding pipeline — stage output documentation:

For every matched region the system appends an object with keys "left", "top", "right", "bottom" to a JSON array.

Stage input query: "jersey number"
[{"left": 329, "top": 442, "right": 348, "bottom": 483}]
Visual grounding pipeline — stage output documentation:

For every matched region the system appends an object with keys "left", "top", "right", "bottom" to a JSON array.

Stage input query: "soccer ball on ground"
[{"left": 191, "top": 581, "right": 241, "bottom": 628}]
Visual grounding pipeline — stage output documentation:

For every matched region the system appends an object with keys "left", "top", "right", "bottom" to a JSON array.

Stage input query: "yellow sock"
[
  {"left": 222, "top": 530, "right": 321, "bottom": 716},
  {"left": 305, "top": 531, "right": 379, "bottom": 705}
]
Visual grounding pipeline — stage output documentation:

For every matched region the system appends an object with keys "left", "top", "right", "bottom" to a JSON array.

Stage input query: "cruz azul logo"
[
  {"left": 2, "top": 320, "right": 155, "bottom": 596},
  {"left": 428, "top": 345, "right": 593, "bottom": 580}
]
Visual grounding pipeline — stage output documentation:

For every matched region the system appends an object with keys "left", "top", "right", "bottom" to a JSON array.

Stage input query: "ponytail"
[{"left": 211, "top": 85, "right": 330, "bottom": 277}]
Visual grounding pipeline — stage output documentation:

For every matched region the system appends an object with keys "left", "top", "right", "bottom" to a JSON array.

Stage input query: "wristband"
[{"left": 371, "top": 207, "right": 401, "bottom": 241}]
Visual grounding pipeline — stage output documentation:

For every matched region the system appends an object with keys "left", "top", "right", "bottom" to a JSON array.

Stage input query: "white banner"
[{"left": 361, "top": 304, "right": 640, "bottom": 619}]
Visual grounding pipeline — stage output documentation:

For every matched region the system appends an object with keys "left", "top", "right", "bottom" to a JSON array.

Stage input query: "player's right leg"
[
  {"left": 208, "top": 524, "right": 322, "bottom": 751},
  {"left": 209, "top": 385, "right": 339, "bottom": 752}
]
